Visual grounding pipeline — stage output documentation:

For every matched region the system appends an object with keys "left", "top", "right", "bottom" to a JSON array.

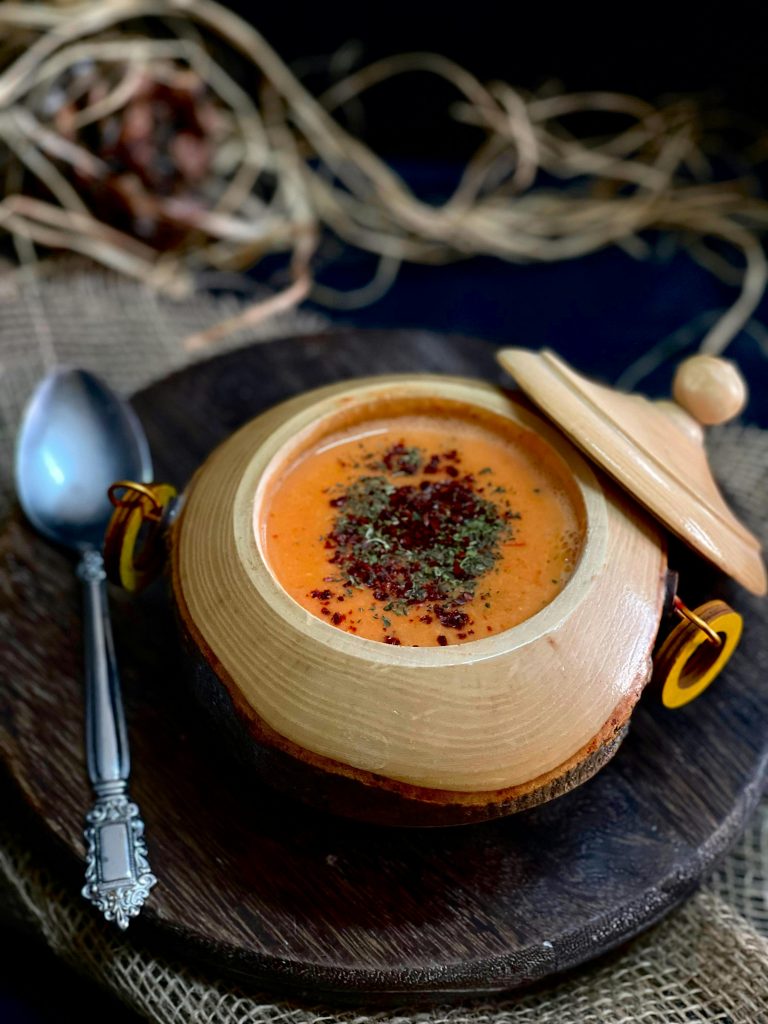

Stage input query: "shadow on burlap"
[{"left": 0, "top": 270, "right": 766, "bottom": 1024}]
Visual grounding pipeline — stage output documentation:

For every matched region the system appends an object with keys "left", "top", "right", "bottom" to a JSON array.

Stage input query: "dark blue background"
[{"left": 306, "top": 242, "right": 768, "bottom": 424}]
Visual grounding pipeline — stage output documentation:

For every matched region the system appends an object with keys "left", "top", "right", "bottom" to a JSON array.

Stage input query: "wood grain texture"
[
  {"left": 1, "top": 330, "right": 767, "bottom": 1004},
  {"left": 179, "top": 614, "right": 634, "bottom": 827}
]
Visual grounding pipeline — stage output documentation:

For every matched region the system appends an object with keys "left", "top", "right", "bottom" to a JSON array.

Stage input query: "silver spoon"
[{"left": 15, "top": 367, "right": 156, "bottom": 929}]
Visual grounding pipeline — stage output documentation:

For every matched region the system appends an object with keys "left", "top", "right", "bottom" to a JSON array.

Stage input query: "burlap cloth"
[{"left": 0, "top": 269, "right": 766, "bottom": 1023}]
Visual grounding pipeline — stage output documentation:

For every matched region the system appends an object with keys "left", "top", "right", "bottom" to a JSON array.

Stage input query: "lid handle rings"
[
  {"left": 654, "top": 599, "right": 743, "bottom": 708},
  {"left": 104, "top": 480, "right": 178, "bottom": 592}
]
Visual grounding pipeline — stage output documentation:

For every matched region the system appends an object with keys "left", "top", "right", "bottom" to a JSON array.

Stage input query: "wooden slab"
[{"left": 1, "top": 330, "right": 767, "bottom": 1005}]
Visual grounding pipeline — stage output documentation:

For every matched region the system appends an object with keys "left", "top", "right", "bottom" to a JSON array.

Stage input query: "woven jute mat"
[{"left": 1, "top": 269, "right": 766, "bottom": 1023}]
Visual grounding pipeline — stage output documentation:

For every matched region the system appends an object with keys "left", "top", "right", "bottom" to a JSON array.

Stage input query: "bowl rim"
[{"left": 240, "top": 374, "right": 609, "bottom": 667}]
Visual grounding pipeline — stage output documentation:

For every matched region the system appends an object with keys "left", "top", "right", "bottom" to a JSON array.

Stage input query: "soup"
[{"left": 258, "top": 403, "right": 584, "bottom": 646}]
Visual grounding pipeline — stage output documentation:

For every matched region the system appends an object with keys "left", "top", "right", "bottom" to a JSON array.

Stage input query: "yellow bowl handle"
[
  {"left": 104, "top": 480, "right": 178, "bottom": 592},
  {"left": 654, "top": 599, "right": 743, "bottom": 709}
]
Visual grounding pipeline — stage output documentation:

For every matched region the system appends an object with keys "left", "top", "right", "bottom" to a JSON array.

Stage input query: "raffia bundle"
[{"left": 1, "top": 0, "right": 767, "bottom": 351}]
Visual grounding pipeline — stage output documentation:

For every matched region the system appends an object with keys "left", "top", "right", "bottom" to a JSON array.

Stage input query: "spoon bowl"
[{"left": 15, "top": 368, "right": 151, "bottom": 550}]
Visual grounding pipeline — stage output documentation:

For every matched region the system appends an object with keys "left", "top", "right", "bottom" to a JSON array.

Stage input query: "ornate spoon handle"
[{"left": 77, "top": 549, "right": 156, "bottom": 929}]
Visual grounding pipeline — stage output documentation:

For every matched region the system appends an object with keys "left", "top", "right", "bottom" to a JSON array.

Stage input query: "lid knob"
[{"left": 672, "top": 355, "right": 747, "bottom": 426}]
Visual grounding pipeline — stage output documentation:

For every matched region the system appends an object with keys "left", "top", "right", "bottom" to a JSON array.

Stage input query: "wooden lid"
[{"left": 496, "top": 348, "right": 767, "bottom": 596}]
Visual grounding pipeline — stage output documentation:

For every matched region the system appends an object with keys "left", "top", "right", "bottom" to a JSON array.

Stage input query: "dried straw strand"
[{"left": 0, "top": 0, "right": 766, "bottom": 354}]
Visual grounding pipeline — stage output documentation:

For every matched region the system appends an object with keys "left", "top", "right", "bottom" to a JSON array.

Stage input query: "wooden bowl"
[{"left": 168, "top": 375, "right": 667, "bottom": 825}]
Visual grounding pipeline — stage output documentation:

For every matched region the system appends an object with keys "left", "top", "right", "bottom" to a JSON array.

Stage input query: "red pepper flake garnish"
[
  {"left": 331, "top": 612, "right": 346, "bottom": 625},
  {"left": 384, "top": 635, "right": 401, "bottom": 645},
  {"left": 381, "top": 443, "right": 422, "bottom": 475},
  {"left": 435, "top": 605, "right": 470, "bottom": 629},
  {"left": 437, "top": 635, "right": 448, "bottom": 646},
  {"left": 457, "top": 632, "right": 467, "bottom": 639},
  {"left": 311, "top": 444, "right": 519, "bottom": 640},
  {"left": 320, "top": 607, "right": 330, "bottom": 616},
  {"left": 311, "top": 588, "right": 334, "bottom": 601},
  {"left": 452, "top": 558, "right": 468, "bottom": 580}
]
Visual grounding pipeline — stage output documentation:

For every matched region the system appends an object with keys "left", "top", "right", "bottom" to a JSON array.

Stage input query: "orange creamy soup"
[{"left": 259, "top": 403, "right": 584, "bottom": 646}]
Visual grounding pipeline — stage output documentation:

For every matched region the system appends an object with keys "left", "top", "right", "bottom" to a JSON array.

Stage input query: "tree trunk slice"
[
  {"left": 1, "top": 330, "right": 766, "bottom": 1004},
  {"left": 172, "top": 374, "right": 666, "bottom": 819}
]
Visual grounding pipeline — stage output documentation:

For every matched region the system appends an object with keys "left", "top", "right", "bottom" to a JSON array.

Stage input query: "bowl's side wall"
[{"left": 176, "top": 607, "right": 633, "bottom": 827}]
